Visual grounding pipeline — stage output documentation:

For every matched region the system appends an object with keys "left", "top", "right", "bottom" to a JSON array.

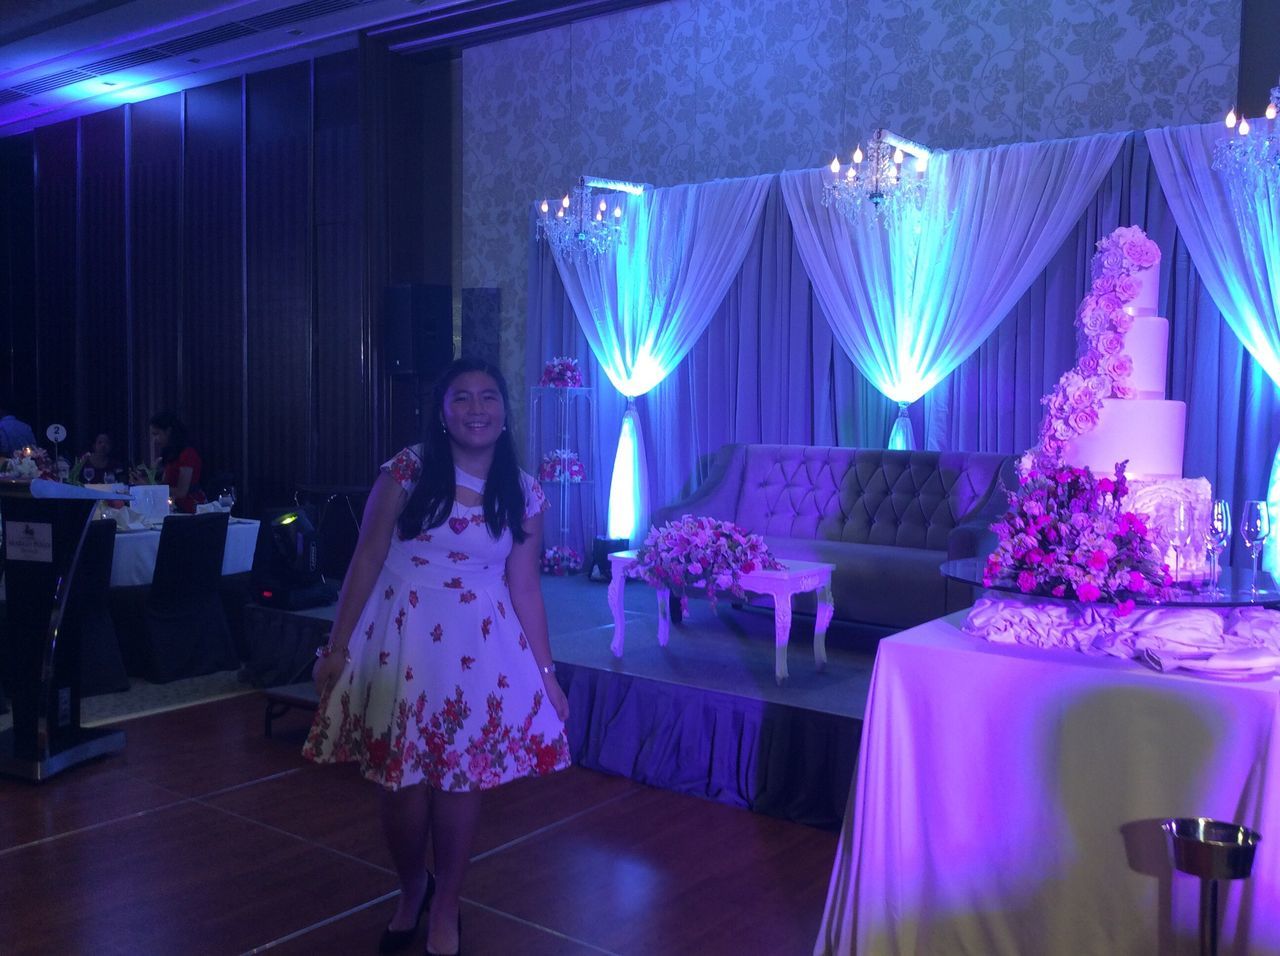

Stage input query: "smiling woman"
[{"left": 302, "top": 356, "right": 569, "bottom": 956}]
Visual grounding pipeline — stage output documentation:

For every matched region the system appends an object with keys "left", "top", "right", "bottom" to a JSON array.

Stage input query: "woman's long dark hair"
[
  {"left": 396, "top": 358, "right": 529, "bottom": 543},
  {"left": 149, "top": 410, "right": 190, "bottom": 464}
]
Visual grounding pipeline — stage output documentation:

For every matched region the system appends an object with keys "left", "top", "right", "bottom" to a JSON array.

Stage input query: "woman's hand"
[
  {"left": 543, "top": 670, "right": 569, "bottom": 722},
  {"left": 312, "top": 649, "right": 348, "bottom": 696}
]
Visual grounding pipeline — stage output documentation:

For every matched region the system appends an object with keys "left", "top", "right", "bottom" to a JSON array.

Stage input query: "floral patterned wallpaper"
[{"left": 461, "top": 0, "right": 1239, "bottom": 394}]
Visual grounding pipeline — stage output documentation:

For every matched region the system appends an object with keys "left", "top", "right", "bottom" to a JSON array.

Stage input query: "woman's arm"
[
  {"left": 506, "top": 511, "right": 569, "bottom": 722},
  {"left": 313, "top": 471, "right": 405, "bottom": 690}
]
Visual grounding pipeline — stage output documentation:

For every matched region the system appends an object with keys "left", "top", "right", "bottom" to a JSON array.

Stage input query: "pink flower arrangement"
[
  {"left": 539, "top": 356, "right": 583, "bottom": 388},
  {"left": 1, "top": 445, "right": 55, "bottom": 480},
  {"left": 538, "top": 448, "right": 586, "bottom": 483},
  {"left": 627, "top": 514, "right": 782, "bottom": 611},
  {"left": 1024, "top": 225, "right": 1160, "bottom": 476},
  {"left": 984, "top": 461, "right": 1171, "bottom": 613},
  {"left": 541, "top": 545, "right": 582, "bottom": 575}
]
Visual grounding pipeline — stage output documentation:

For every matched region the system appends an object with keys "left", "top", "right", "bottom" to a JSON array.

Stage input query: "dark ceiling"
[{"left": 0, "top": 0, "right": 659, "bottom": 137}]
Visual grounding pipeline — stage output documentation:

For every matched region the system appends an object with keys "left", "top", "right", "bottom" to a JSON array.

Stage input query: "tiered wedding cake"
[{"left": 1030, "top": 225, "right": 1211, "bottom": 581}]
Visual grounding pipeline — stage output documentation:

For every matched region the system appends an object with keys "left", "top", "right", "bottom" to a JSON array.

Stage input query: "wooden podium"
[{"left": 0, "top": 488, "right": 125, "bottom": 781}]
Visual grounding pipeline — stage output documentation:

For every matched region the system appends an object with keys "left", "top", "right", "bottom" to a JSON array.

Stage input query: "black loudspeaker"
[{"left": 384, "top": 283, "right": 452, "bottom": 377}]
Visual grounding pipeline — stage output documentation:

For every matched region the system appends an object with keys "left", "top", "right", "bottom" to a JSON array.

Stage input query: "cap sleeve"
[
  {"left": 381, "top": 445, "right": 424, "bottom": 494},
  {"left": 520, "top": 470, "right": 550, "bottom": 520}
]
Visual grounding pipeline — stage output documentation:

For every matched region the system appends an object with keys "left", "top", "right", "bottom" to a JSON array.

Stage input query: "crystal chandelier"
[
  {"left": 1213, "top": 76, "right": 1280, "bottom": 189},
  {"left": 822, "top": 129, "right": 934, "bottom": 228},
  {"left": 538, "top": 176, "right": 642, "bottom": 260}
]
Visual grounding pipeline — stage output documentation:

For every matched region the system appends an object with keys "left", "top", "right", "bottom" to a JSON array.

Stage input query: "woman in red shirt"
[{"left": 148, "top": 411, "right": 205, "bottom": 514}]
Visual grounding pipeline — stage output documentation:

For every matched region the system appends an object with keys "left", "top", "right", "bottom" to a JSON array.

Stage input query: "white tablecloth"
[
  {"left": 816, "top": 613, "right": 1280, "bottom": 956},
  {"left": 110, "top": 518, "right": 259, "bottom": 587}
]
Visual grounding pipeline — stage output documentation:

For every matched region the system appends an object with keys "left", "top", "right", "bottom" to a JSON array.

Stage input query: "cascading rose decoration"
[
  {"left": 983, "top": 462, "right": 1171, "bottom": 615},
  {"left": 1024, "top": 226, "right": 1161, "bottom": 476},
  {"left": 538, "top": 448, "right": 586, "bottom": 483},
  {"left": 541, "top": 545, "right": 582, "bottom": 575},
  {"left": 627, "top": 515, "right": 782, "bottom": 613},
  {"left": 539, "top": 356, "right": 583, "bottom": 388}
]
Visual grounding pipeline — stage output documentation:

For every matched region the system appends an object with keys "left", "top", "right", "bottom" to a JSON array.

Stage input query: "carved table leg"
[
  {"left": 608, "top": 561, "right": 626, "bottom": 658},
  {"left": 656, "top": 587, "right": 672, "bottom": 646},
  {"left": 814, "top": 581, "right": 834, "bottom": 672},
  {"left": 774, "top": 591, "right": 793, "bottom": 684}
]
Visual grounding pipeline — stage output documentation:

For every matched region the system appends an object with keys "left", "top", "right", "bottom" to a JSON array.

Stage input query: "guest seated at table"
[
  {"left": 0, "top": 395, "right": 36, "bottom": 457},
  {"left": 143, "top": 411, "right": 206, "bottom": 514},
  {"left": 79, "top": 431, "right": 126, "bottom": 485}
]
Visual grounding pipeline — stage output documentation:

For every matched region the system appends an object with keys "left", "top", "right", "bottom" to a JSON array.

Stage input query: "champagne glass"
[
  {"left": 1241, "top": 500, "right": 1271, "bottom": 596},
  {"left": 1204, "top": 499, "right": 1231, "bottom": 595},
  {"left": 1169, "top": 500, "right": 1192, "bottom": 588}
]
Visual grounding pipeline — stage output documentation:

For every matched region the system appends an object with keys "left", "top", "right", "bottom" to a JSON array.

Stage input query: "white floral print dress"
[{"left": 303, "top": 445, "right": 571, "bottom": 791}]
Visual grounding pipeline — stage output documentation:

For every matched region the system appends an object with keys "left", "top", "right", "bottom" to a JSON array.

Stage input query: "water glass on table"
[
  {"left": 1241, "top": 500, "right": 1271, "bottom": 596},
  {"left": 1203, "top": 498, "right": 1231, "bottom": 595},
  {"left": 215, "top": 486, "right": 237, "bottom": 513},
  {"left": 1169, "top": 500, "right": 1193, "bottom": 587}
]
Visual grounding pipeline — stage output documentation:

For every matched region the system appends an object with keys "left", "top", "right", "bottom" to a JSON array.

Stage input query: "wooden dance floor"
[{"left": 0, "top": 693, "right": 836, "bottom": 954}]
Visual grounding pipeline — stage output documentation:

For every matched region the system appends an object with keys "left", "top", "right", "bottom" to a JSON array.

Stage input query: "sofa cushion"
[
  {"left": 735, "top": 446, "right": 1006, "bottom": 551},
  {"left": 766, "top": 537, "right": 950, "bottom": 631}
]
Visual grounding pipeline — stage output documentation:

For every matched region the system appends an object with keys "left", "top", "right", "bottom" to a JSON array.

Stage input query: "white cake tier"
[
  {"left": 1124, "top": 315, "right": 1168, "bottom": 398},
  {"left": 1123, "top": 262, "right": 1159, "bottom": 317},
  {"left": 1062, "top": 399, "right": 1186, "bottom": 479},
  {"left": 1128, "top": 476, "right": 1213, "bottom": 582}
]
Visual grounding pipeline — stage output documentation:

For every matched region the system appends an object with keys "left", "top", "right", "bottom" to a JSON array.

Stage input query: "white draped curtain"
[
  {"left": 549, "top": 173, "right": 771, "bottom": 540},
  {"left": 1147, "top": 123, "right": 1280, "bottom": 572},
  {"left": 779, "top": 133, "right": 1124, "bottom": 447}
]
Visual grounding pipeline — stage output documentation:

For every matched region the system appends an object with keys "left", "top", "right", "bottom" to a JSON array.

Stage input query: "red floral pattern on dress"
[{"left": 302, "top": 453, "right": 570, "bottom": 792}]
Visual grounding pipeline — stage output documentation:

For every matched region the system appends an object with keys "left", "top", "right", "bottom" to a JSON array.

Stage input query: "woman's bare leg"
[
  {"left": 380, "top": 783, "right": 434, "bottom": 930},
  {"left": 426, "top": 788, "right": 483, "bottom": 954}
]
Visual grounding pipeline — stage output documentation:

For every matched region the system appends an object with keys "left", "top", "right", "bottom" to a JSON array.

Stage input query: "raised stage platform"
[{"left": 252, "top": 574, "right": 880, "bottom": 829}]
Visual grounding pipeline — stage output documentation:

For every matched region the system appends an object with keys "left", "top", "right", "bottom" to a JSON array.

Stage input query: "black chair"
[
  {"left": 70, "top": 519, "right": 130, "bottom": 696},
  {"left": 141, "top": 512, "right": 236, "bottom": 683}
]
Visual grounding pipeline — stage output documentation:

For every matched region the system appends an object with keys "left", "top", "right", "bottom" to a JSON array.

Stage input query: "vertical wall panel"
[
  {"left": 313, "top": 51, "right": 368, "bottom": 486},
  {"left": 246, "top": 62, "right": 312, "bottom": 506},
  {"left": 33, "top": 121, "right": 78, "bottom": 437},
  {"left": 79, "top": 108, "right": 128, "bottom": 452},
  {"left": 129, "top": 94, "right": 183, "bottom": 465},
  {"left": 0, "top": 135, "right": 36, "bottom": 404},
  {"left": 184, "top": 78, "right": 245, "bottom": 493}
]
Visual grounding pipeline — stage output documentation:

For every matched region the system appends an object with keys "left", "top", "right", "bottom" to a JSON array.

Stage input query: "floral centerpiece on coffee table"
[
  {"left": 983, "top": 461, "right": 1171, "bottom": 616},
  {"left": 538, "top": 448, "right": 586, "bottom": 483},
  {"left": 541, "top": 545, "right": 582, "bottom": 575},
  {"left": 627, "top": 515, "right": 783, "bottom": 614},
  {"left": 539, "top": 356, "right": 583, "bottom": 388}
]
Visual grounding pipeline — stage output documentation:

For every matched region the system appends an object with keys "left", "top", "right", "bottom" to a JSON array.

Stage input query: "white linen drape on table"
[
  {"left": 548, "top": 174, "right": 770, "bottom": 538},
  {"left": 779, "top": 134, "right": 1123, "bottom": 444},
  {"left": 1147, "top": 123, "right": 1280, "bottom": 573}
]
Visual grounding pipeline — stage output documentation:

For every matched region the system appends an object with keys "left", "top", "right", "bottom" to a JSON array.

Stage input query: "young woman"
[
  {"left": 79, "top": 432, "right": 125, "bottom": 484},
  {"left": 305, "top": 357, "right": 570, "bottom": 956},
  {"left": 146, "top": 411, "right": 204, "bottom": 513}
]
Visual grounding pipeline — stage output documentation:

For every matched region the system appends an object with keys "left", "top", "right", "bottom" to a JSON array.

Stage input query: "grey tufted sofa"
[{"left": 650, "top": 444, "right": 1016, "bottom": 633}]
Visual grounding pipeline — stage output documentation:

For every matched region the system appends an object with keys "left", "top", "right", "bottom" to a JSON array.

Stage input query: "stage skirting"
[
  {"left": 559, "top": 661, "right": 858, "bottom": 830},
  {"left": 815, "top": 613, "right": 1280, "bottom": 956}
]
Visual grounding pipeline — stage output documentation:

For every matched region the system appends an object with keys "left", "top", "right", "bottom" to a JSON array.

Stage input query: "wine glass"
[
  {"left": 1204, "top": 499, "right": 1231, "bottom": 595},
  {"left": 1169, "top": 500, "right": 1193, "bottom": 588},
  {"left": 1241, "top": 500, "right": 1271, "bottom": 596},
  {"left": 217, "top": 485, "right": 237, "bottom": 513}
]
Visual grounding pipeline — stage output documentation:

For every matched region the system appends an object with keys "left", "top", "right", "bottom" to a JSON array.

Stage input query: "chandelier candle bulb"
[
  {"left": 853, "top": 145, "right": 863, "bottom": 164},
  {"left": 830, "top": 156, "right": 840, "bottom": 174},
  {"left": 540, "top": 199, "right": 549, "bottom": 213},
  {"left": 1226, "top": 108, "right": 1237, "bottom": 128},
  {"left": 1240, "top": 117, "right": 1251, "bottom": 136}
]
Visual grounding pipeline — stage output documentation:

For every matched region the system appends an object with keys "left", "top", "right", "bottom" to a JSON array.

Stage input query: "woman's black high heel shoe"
[
  {"left": 378, "top": 870, "right": 436, "bottom": 954},
  {"left": 425, "top": 912, "right": 462, "bottom": 956}
]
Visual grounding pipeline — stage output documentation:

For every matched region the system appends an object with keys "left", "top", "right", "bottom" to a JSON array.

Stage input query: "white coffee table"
[{"left": 607, "top": 549, "right": 836, "bottom": 684}]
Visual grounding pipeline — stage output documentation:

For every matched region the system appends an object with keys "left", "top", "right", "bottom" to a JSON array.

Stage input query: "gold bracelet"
[{"left": 315, "top": 643, "right": 351, "bottom": 662}]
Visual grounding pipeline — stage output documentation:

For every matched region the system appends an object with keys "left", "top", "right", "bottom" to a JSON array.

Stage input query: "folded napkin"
[
  {"left": 1145, "top": 645, "right": 1280, "bottom": 674},
  {"left": 195, "top": 502, "right": 231, "bottom": 514}
]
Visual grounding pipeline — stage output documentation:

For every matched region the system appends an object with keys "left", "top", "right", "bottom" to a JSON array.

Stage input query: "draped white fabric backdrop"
[
  {"left": 1147, "top": 124, "right": 1280, "bottom": 572},
  {"left": 779, "top": 134, "right": 1124, "bottom": 446}
]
